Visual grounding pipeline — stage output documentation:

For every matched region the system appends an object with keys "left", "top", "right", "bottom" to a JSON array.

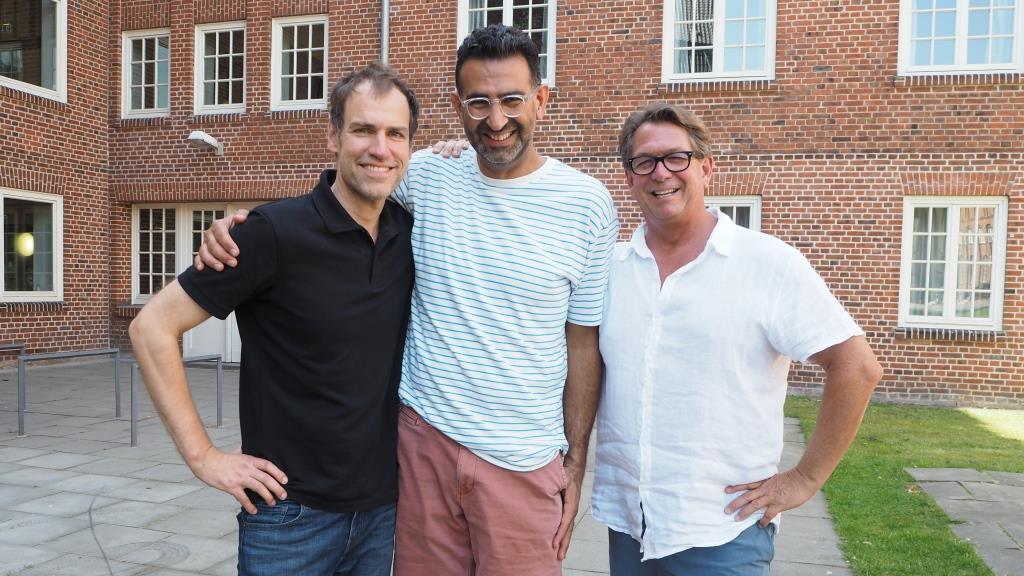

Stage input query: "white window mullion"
[
  {"left": 942, "top": 208, "right": 959, "bottom": 319},
  {"left": 712, "top": 0, "right": 724, "bottom": 73}
]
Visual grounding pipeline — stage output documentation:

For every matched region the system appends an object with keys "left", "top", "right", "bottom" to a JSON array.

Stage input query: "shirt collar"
[
  {"left": 311, "top": 169, "right": 402, "bottom": 241},
  {"left": 620, "top": 206, "right": 737, "bottom": 261}
]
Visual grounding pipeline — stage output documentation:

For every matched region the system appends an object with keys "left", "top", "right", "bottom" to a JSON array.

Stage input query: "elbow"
[{"left": 857, "top": 354, "right": 884, "bottom": 393}]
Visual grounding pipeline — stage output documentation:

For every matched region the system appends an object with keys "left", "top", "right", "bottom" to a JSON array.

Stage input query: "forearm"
[
  {"left": 796, "top": 336, "right": 881, "bottom": 487},
  {"left": 563, "top": 323, "right": 601, "bottom": 474},
  {"left": 129, "top": 286, "right": 215, "bottom": 467}
]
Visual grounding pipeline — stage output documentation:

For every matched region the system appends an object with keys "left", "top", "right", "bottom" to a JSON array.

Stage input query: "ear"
[
  {"left": 624, "top": 164, "right": 636, "bottom": 189},
  {"left": 326, "top": 122, "right": 339, "bottom": 154},
  {"left": 700, "top": 155, "right": 714, "bottom": 186},
  {"left": 450, "top": 91, "right": 465, "bottom": 121},
  {"left": 533, "top": 84, "right": 551, "bottom": 120}
]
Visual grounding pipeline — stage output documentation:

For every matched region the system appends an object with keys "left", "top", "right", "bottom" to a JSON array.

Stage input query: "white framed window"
[
  {"left": 194, "top": 21, "right": 246, "bottom": 114},
  {"left": 705, "top": 195, "right": 761, "bottom": 230},
  {"left": 132, "top": 203, "right": 256, "bottom": 303},
  {"left": 122, "top": 29, "right": 170, "bottom": 118},
  {"left": 899, "top": 196, "right": 1008, "bottom": 330},
  {"left": 661, "top": 0, "right": 776, "bottom": 83},
  {"left": 1, "top": 188, "right": 63, "bottom": 302},
  {"left": 457, "top": 0, "right": 557, "bottom": 86},
  {"left": 0, "top": 0, "right": 67, "bottom": 102},
  {"left": 898, "top": 0, "right": 1023, "bottom": 75},
  {"left": 271, "top": 15, "right": 327, "bottom": 111}
]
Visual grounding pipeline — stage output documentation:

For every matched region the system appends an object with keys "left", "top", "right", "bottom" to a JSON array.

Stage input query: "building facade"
[{"left": 2, "top": 0, "right": 1022, "bottom": 405}]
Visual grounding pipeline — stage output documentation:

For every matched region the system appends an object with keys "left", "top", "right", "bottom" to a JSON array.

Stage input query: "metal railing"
[
  {"left": 0, "top": 342, "right": 26, "bottom": 356},
  {"left": 129, "top": 354, "right": 223, "bottom": 447},
  {"left": 15, "top": 348, "right": 122, "bottom": 437}
]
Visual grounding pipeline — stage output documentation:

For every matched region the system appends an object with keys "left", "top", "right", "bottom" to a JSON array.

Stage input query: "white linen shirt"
[{"left": 593, "top": 209, "right": 863, "bottom": 560}]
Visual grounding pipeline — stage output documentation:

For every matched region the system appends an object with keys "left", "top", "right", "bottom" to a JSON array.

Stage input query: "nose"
[
  {"left": 485, "top": 103, "right": 509, "bottom": 132},
  {"left": 649, "top": 158, "right": 673, "bottom": 181},
  {"left": 368, "top": 130, "right": 390, "bottom": 158}
]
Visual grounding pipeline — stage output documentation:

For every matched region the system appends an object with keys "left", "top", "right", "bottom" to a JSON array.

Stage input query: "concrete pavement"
[{"left": 0, "top": 358, "right": 853, "bottom": 575}]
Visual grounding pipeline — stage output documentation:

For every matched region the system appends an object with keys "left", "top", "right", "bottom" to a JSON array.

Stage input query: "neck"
[
  {"left": 645, "top": 209, "right": 717, "bottom": 260},
  {"left": 331, "top": 181, "right": 386, "bottom": 242},
  {"left": 478, "top": 148, "right": 545, "bottom": 180}
]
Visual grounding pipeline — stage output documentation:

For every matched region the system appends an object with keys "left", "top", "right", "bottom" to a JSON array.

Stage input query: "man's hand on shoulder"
[
  {"left": 428, "top": 139, "right": 470, "bottom": 158},
  {"left": 723, "top": 467, "right": 819, "bottom": 527},
  {"left": 189, "top": 445, "right": 288, "bottom": 514},
  {"left": 194, "top": 209, "right": 249, "bottom": 272}
]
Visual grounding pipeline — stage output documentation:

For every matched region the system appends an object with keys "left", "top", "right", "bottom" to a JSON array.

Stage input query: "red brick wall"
[
  {"left": 3, "top": 0, "right": 1021, "bottom": 405},
  {"left": 1, "top": 0, "right": 111, "bottom": 357}
]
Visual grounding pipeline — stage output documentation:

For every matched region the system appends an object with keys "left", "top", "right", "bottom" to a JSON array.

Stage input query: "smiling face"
[
  {"left": 451, "top": 55, "right": 549, "bottom": 179},
  {"left": 328, "top": 82, "right": 411, "bottom": 206},
  {"left": 625, "top": 121, "right": 714, "bottom": 228}
]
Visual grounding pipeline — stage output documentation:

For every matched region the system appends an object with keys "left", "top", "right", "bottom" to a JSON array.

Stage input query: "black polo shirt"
[{"left": 178, "top": 169, "right": 413, "bottom": 512}]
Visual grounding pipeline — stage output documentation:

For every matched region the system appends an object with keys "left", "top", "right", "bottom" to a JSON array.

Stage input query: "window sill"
[
  {"left": 264, "top": 108, "right": 329, "bottom": 121},
  {"left": 0, "top": 301, "right": 65, "bottom": 313},
  {"left": 115, "top": 304, "right": 144, "bottom": 318},
  {"left": 0, "top": 83, "right": 68, "bottom": 109},
  {"left": 188, "top": 112, "right": 248, "bottom": 124},
  {"left": 894, "top": 326, "right": 1005, "bottom": 343},
  {"left": 659, "top": 78, "right": 778, "bottom": 94},
  {"left": 118, "top": 116, "right": 172, "bottom": 128},
  {"left": 891, "top": 72, "right": 1024, "bottom": 88}
]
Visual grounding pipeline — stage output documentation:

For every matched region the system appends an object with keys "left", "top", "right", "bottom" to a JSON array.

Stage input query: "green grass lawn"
[{"left": 784, "top": 397, "right": 1024, "bottom": 576}]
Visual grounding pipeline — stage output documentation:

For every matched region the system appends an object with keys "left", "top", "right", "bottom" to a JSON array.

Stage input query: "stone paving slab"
[
  {"left": 910, "top": 467, "right": 1024, "bottom": 576},
  {"left": 0, "top": 360, "right": 858, "bottom": 576}
]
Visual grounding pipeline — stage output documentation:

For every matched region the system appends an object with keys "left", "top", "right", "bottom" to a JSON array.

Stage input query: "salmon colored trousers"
[{"left": 393, "top": 406, "right": 567, "bottom": 576}]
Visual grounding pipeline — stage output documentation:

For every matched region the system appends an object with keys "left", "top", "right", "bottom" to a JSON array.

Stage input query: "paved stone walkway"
[
  {"left": 908, "top": 467, "right": 1024, "bottom": 576},
  {"left": 0, "top": 359, "right": 850, "bottom": 575}
]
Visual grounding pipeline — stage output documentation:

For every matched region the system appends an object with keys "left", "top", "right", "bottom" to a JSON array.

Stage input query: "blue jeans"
[
  {"left": 609, "top": 522, "right": 776, "bottom": 576},
  {"left": 237, "top": 499, "right": 396, "bottom": 576}
]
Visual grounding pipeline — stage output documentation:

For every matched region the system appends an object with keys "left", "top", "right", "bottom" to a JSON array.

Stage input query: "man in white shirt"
[{"left": 593, "top": 104, "right": 882, "bottom": 575}]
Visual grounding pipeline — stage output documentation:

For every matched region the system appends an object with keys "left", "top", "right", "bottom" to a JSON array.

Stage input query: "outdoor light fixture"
[
  {"left": 14, "top": 232, "right": 33, "bottom": 257},
  {"left": 187, "top": 130, "right": 224, "bottom": 156}
]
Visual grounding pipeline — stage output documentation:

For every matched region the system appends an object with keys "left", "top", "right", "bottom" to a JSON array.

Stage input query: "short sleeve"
[
  {"left": 766, "top": 249, "right": 863, "bottom": 362},
  {"left": 567, "top": 211, "right": 619, "bottom": 327},
  {"left": 177, "top": 211, "right": 277, "bottom": 320},
  {"left": 389, "top": 149, "right": 435, "bottom": 214}
]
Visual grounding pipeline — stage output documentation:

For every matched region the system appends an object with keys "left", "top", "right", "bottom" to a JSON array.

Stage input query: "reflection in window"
[
  {"left": 0, "top": 0, "right": 58, "bottom": 90},
  {"left": 3, "top": 197, "right": 54, "bottom": 293}
]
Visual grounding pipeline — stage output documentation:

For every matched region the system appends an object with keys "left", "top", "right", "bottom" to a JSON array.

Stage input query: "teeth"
[
  {"left": 364, "top": 165, "right": 390, "bottom": 173},
  {"left": 487, "top": 132, "right": 513, "bottom": 142}
]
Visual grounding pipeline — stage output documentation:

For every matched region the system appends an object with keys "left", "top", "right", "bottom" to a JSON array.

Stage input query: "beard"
[{"left": 466, "top": 117, "right": 532, "bottom": 170}]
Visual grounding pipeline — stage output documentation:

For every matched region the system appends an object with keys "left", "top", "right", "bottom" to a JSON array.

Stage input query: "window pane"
[
  {"left": 131, "top": 87, "right": 142, "bottom": 109},
  {"left": 695, "top": 49, "right": 712, "bottom": 72},
  {"left": 992, "top": 10, "right": 1014, "bottom": 34},
  {"left": 933, "top": 39, "right": 955, "bottom": 64},
  {"left": 968, "top": 10, "right": 990, "bottom": 35},
  {"left": 132, "top": 39, "right": 144, "bottom": 62},
  {"left": 676, "top": 24, "right": 692, "bottom": 48},
  {"left": 0, "top": 0, "right": 57, "bottom": 89},
  {"left": 204, "top": 57, "right": 216, "bottom": 81},
  {"left": 955, "top": 291, "right": 973, "bottom": 317},
  {"left": 157, "top": 60, "right": 169, "bottom": 84},
  {"left": 991, "top": 38, "right": 1012, "bottom": 63},
  {"left": 931, "top": 207, "right": 947, "bottom": 232},
  {"left": 312, "top": 24, "right": 325, "bottom": 48},
  {"left": 748, "top": 19, "right": 765, "bottom": 44},
  {"left": 960, "top": 207, "right": 978, "bottom": 233},
  {"left": 910, "top": 290, "right": 926, "bottom": 316},
  {"left": 726, "top": 0, "right": 745, "bottom": 18},
  {"left": 747, "top": 0, "right": 765, "bottom": 18},
  {"left": 967, "top": 38, "right": 989, "bottom": 64},
  {"left": 746, "top": 47, "right": 765, "bottom": 71},
  {"left": 930, "top": 234, "right": 946, "bottom": 260},
  {"left": 311, "top": 49, "right": 324, "bottom": 74},
  {"left": 281, "top": 77, "right": 293, "bottom": 100},
  {"left": 725, "top": 47, "right": 743, "bottom": 71},
  {"left": 296, "top": 77, "right": 308, "bottom": 100},
  {"left": 205, "top": 33, "right": 217, "bottom": 56},
  {"left": 912, "top": 235, "right": 928, "bottom": 259},
  {"left": 232, "top": 55, "right": 244, "bottom": 80},
  {"left": 914, "top": 12, "right": 933, "bottom": 37},
  {"left": 974, "top": 292, "right": 990, "bottom": 318},
  {"left": 935, "top": 11, "right": 955, "bottom": 36},
  {"left": 957, "top": 263, "right": 974, "bottom": 289},
  {"left": 927, "top": 290, "right": 943, "bottom": 316},
  {"left": 678, "top": 0, "right": 693, "bottom": 21},
  {"left": 911, "top": 262, "right": 927, "bottom": 288},
  {"left": 157, "top": 36, "right": 169, "bottom": 60},
  {"left": 231, "top": 80, "right": 243, "bottom": 103},
  {"left": 697, "top": 0, "right": 713, "bottom": 19},
  {"left": 929, "top": 263, "right": 945, "bottom": 289},
  {"left": 695, "top": 21, "right": 712, "bottom": 47},
  {"left": 297, "top": 25, "right": 310, "bottom": 50},
  {"left": 916, "top": 0, "right": 934, "bottom": 8},
  {"left": 913, "top": 207, "right": 929, "bottom": 232},
  {"left": 311, "top": 75, "right": 323, "bottom": 99},
  {"left": 913, "top": 40, "right": 932, "bottom": 66},
  {"left": 675, "top": 50, "right": 691, "bottom": 74},
  {"left": 283, "top": 26, "right": 295, "bottom": 51},
  {"left": 3, "top": 198, "right": 54, "bottom": 292},
  {"left": 734, "top": 206, "right": 751, "bottom": 228},
  {"left": 726, "top": 21, "right": 744, "bottom": 44},
  {"left": 977, "top": 263, "right": 992, "bottom": 289},
  {"left": 297, "top": 52, "right": 309, "bottom": 74}
]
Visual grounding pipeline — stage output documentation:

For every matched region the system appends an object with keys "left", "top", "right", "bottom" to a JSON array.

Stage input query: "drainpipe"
[{"left": 381, "top": 0, "right": 390, "bottom": 64}]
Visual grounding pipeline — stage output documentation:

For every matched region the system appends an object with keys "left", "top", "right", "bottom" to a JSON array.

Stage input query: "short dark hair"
[
  {"left": 455, "top": 24, "right": 541, "bottom": 93},
  {"left": 618, "top": 104, "right": 713, "bottom": 166},
  {"left": 329, "top": 62, "right": 420, "bottom": 140}
]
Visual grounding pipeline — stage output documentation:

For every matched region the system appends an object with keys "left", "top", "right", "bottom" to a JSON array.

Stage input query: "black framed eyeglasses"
[
  {"left": 460, "top": 88, "right": 538, "bottom": 120},
  {"left": 627, "top": 151, "right": 695, "bottom": 175}
]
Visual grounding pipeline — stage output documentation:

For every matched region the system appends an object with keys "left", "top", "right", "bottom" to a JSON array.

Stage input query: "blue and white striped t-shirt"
[{"left": 392, "top": 148, "right": 619, "bottom": 471}]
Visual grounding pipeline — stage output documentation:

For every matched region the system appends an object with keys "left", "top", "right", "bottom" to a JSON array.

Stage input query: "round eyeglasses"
[
  {"left": 460, "top": 88, "right": 538, "bottom": 121},
  {"left": 627, "top": 151, "right": 696, "bottom": 175}
]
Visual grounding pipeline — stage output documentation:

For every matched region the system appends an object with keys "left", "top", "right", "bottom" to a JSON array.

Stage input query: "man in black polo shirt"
[{"left": 129, "top": 64, "right": 418, "bottom": 575}]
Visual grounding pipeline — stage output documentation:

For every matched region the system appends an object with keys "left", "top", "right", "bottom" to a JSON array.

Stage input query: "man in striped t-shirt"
[{"left": 197, "top": 25, "right": 617, "bottom": 575}]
